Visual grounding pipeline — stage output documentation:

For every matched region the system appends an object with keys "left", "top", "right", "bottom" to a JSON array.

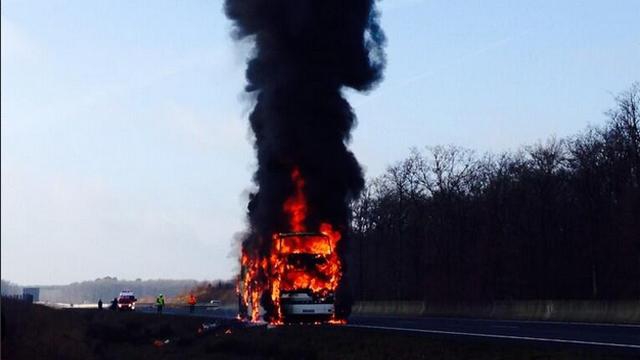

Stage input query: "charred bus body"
[
  {"left": 277, "top": 232, "right": 336, "bottom": 321},
  {"left": 238, "top": 232, "right": 338, "bottom": 323}
]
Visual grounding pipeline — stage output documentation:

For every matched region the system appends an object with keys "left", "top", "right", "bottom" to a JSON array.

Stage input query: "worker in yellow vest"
[{"left": 156, "top": 294, "right": 165, "bottom": 314}]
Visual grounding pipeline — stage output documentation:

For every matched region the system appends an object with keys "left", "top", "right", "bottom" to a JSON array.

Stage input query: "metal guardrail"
[{"left": 352, "top": 300, "right": 640, "bottom": 324}]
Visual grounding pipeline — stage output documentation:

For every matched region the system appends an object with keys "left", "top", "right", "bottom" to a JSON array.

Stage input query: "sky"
[{"left": 2, "top": 0, "right": 639, "bottom": 285}]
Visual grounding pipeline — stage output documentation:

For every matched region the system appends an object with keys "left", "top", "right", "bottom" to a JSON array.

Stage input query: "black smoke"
[{"left": 225, "top": 0, "right": 386, "bottom": 319}]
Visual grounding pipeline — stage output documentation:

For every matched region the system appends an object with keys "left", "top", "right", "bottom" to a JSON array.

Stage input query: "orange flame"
[
  {"left": 283, "top": 168, "right": 306, "bottom": 232},
  {"left": 239, "top": 167, "right": 343, "bottom": 324}
]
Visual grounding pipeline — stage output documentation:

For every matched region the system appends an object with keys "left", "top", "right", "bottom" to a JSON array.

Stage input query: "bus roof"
[{"left": 276, "top": 232, "right": 328, "bottom": 238}]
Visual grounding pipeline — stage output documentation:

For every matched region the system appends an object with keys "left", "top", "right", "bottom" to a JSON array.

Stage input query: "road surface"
[
  {"left": 347, "top": 315, "right": 640, "bottom": 351},
  {"left": 137, "top": 303, "right": 237, "bottom": 318},
  {"left": 135, "top": 304, "right": 640, "bottom": 352}
]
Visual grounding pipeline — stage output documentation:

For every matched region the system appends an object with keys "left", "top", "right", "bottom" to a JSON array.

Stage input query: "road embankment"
[{"left": 352, "top": 300, "right": 640, "bottom": 324}]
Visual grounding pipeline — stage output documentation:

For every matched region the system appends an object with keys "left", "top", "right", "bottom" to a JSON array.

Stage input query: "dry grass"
[{"left": 1, "top": 298, "right": 634, "bottom": 359}]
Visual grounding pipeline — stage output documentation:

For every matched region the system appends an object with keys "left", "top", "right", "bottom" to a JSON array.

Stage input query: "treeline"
[
  {"left": 348, "top": 83, "right": 640, "bottom": 302},
  {"left": 1, "top": 280, "right": 22, "bottom": 296},
  {"left": 8, "top": 277, "right": 204, "bottom": 304},
  {"left": 2, "top": 277, "right": 238, "bottom": 304}
]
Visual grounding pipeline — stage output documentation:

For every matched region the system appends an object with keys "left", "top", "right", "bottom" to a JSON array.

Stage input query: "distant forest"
[
  {"left": 0, "top": 278, "right": 230, "bottom": 304},
  {"left": 1, "top": 280, "right": 22, "bottom": 296},
  {"left": 348, "top": 83, "right": 639, "bottom": 302}
]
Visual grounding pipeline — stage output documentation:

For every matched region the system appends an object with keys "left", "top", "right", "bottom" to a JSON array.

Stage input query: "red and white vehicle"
[{"left": 117, "top": 290, "right": 137, "bottom": 311}]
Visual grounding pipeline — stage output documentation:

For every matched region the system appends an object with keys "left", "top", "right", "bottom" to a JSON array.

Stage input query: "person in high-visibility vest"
[
  {"left": 188, "top": 293, "right": 196, "bottom": 313},
  {"left": 156, "top": 294, "right": 165, "bottom": 314}
]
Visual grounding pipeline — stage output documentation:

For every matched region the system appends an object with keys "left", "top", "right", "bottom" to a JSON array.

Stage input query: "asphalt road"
[
  {"left": 137, "top": 304, "right": 237, "bottom": 319},
  {"left": 136, "top": 305, "right": 640, "bottom": 352},
  {"left": 347, "top": 315, "right": 640, "bottom": 351}
]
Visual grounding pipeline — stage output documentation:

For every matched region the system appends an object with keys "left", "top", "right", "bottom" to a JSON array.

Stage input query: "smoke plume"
[{"left": 225, "top": 0, "right": 386, "bottom": 319}]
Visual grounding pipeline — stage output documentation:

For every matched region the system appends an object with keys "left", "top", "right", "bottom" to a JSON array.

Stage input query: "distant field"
[{"left": 1, "top": 298, "right": 635, "bottom": 359}]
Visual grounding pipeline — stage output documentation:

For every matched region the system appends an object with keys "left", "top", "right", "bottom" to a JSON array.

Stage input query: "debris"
[
  {"left": 198, "top": 322, "right": 218, "bottom": 335},
  {"left": 202, "top": 322, "right": 217, "bottom": 330},
  {"left": 152, "top": 339, "right": 171, "bottom": 347}
]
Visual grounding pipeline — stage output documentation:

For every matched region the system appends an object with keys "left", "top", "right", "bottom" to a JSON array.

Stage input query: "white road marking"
[
  {"left": 440, "top": 317, "right": 640, "bottom": 329},
  {"left": 352, "top": 315, "right": 640, "bottom": 328},
  {"left": 491, "top": 325, "right": 519, "bottom": 329},
  {"left": 346, "top": 324, "right": 640, "bottom": 349}
]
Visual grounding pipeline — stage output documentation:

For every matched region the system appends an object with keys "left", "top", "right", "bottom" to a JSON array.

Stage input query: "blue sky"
[{"left": 2, "top": 0, "right": 639, "bottom": 285}]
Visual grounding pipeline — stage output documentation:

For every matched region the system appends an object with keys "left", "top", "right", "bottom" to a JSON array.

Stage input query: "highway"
[
  {"left": 347, "top": 316, "right": 640, "bottom": 351},
  {"left": 135, "top": 304, "right": 640, "bottom": 352},
  {"left": 136, "top": 303, "right": 237, "bottom": 319}
]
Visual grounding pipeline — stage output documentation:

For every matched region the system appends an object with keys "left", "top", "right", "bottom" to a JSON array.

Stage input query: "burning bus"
[
  {"left": 239, "top": 229, "right": 341, "bottom": 323},
  {"left": 238, "top": 169, "right": 344, "bottom": 324},
  {"left": 277, "top": 232, "right": 337, "bottom": 320}
]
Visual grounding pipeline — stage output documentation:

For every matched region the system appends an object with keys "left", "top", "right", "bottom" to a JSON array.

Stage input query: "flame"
[
  {"left": 239, "top": 167, "right": 344, "bottom": 324},
  {"left": 239, "top": 248, "right": 263, "bottom": 322},
  {"left": 283, "top": 168, "right": 306, "bottom": 232}
]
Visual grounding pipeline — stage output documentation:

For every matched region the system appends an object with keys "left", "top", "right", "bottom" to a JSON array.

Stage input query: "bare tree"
[{"left": 350, "top": 83, "right": 640, "bottom": 302}]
